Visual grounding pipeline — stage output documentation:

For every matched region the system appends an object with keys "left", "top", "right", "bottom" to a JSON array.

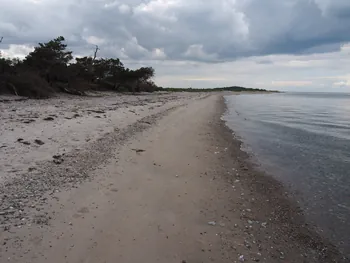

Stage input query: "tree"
[
  {"left": 94, "top": 58, "right": 125, "bottom": 89},
  {"left": 24, "top": 36, "right": 73, "bottom": 83},
  {"left": 135, "top": 67, "right": 155, "bottom": 82},
  {"left": 25, "top": 36, "right": 72, "bottom": 68},
  {"left": 132, "top": 67, "right": 155, "bottom": 92},
  {"left": 74, "top": 56, "right": 94, "bottom": 81},
  {"left": 0, "top": 36, "right": 160, "bottom": 97}
]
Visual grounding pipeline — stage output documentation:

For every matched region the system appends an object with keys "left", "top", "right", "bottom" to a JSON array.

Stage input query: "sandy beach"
[{"left": 0, "top": 93, "right": 346, "bottom": 262}]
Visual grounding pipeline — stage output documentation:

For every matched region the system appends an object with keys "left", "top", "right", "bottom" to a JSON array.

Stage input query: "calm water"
[{"left": 223, "top": 92, "right": 350, "bottom": 256}]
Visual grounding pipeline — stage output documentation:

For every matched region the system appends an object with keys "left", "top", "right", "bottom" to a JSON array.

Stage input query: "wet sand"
[{"left": 0, "top": 93, "right": 346, "bottom": 262}]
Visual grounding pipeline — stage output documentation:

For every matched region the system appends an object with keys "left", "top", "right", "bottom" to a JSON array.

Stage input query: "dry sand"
[{"left": 0, "top": 93, "right": 347, "bottom": 262}]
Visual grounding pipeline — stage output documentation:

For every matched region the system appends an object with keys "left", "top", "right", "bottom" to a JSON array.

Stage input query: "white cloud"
[
  {"left": 271, "top": 81, "right": 313, "bottom": 87},
  {"left": 118, "top": 4, "right": 131, "bottom": 14},
  {"left": 1, "top": 0, "right": 350, "bottom": 91},
  {"left": 84, "top": 36, "right": 106, "bottom": 45},
  {"left": 183, "top": 45, "right": 217, "bottom": 61},
  {"left": 151, "top": 48, "right": 166, "bottom": 59},
  {"left": 1, "top": 44, "right": 34, "bottom": 59},
  {"left": 333, "top": 81, "right": 350, "bottom": 87}
]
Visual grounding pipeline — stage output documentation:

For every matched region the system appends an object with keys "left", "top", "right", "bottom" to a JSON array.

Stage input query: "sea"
[{"left": 223, "top": 92, "right": 350, "bottom": 257}]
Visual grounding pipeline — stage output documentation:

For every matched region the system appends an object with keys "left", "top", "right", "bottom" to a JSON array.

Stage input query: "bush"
[
  {"left": 139, "top": 81, "right": 157, "bottom": 92},
  {"left": 1, "top": 72, "right": 54, "bottom": 98}
]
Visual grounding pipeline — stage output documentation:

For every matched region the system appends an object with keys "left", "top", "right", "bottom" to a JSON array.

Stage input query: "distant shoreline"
[{"left": 157, "top": 86, "right": 278, "bottom": 93}]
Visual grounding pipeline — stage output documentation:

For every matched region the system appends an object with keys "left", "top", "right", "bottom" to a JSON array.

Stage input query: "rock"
[
  {"left": 132, "top": 149, "right": 146, "bottom": 153},
  {"left": 208, "top": 221, "right": 216, "bottom": 226},
  {"left": 34, "top": 139, "right": 45, "bottom": 145},
  {"left": 239, "top": 255, "right": 245, "bottom": 262},
  {"left": 22, "top": 119, "right": 36, "bottom": 124},
  {"left": 53, "top": 155, "right": 64, "bottom": 164},
  {"left": 17, "top": 138, "right": 31, "bottom": 145},
  {"left": 0, "top": 210, "right": 16, "bottom": 216},
  {"left": 88, "top": 110, "right": 105, "bottom": 114}
]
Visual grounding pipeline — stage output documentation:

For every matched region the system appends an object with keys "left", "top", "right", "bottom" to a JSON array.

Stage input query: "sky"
[{"left": 0, "top": 0, "right": 350, "bottom": 91}]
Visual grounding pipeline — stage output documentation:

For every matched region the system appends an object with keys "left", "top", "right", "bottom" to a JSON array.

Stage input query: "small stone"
[
  {"left": 34, "top": 139, "right": 45, "bottom": 145},
  {"left": 208, "top": 221, "right": 216, "bottom": 226}
]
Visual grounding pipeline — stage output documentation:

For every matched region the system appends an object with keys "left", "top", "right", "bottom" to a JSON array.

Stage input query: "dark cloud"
[{"left": 1, "top": 0, "right": 350, "bottom": 62}]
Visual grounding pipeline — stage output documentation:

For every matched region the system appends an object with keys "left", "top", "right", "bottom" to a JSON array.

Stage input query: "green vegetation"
[
  {"left": 0, "top": 36, "right": 272, "bottom": 98},
  {"left": 156, "top": 86, "right": 270, "bottom": 92},
  {"left": 0, "top": 36, "right": 156, "bottom": 98}
]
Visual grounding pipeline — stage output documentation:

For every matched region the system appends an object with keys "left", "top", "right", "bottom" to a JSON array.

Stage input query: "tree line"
[
  {"left": 0, "top": 36, "right": 157, "bottom": 98},
  {"left": 158, "top": 86, "right": 269, "bottom": 92}
]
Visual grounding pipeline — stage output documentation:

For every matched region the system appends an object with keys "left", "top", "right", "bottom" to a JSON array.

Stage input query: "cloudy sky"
[{"left": 1, "top": 0, "right": 350, "bottom": 91}]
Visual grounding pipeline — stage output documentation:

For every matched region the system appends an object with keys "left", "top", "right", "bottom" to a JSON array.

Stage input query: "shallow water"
[{"left": 223, "top": 92, "right": 350, "bottom": 257}]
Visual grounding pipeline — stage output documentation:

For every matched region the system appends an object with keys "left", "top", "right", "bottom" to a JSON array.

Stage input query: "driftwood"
[
  {"left": 60, "top": 86, "right": 85, "bottom": 96},
  {"left": 7, "top": 82, "right": 19, "bottom": 96}
]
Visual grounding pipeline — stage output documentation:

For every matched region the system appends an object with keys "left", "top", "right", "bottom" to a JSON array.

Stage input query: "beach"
[{"left": 0, "top": 93, "right": 346, "bottom": 262}]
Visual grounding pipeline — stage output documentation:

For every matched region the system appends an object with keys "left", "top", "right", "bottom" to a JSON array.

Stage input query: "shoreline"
[
  {"left": 0, "top": 93, "right": 347, "bottom": 262},
  {"left": 217, "top": 95, "right": 348, "bottom": 262}
]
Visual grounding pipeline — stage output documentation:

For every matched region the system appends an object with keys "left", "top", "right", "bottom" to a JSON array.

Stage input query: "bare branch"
[
  {"left": 93, "top": 45, "right": 100, "bottom": 61},
  {"left": 0, "top": 37, "right": 3, "bottom": 57}
]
